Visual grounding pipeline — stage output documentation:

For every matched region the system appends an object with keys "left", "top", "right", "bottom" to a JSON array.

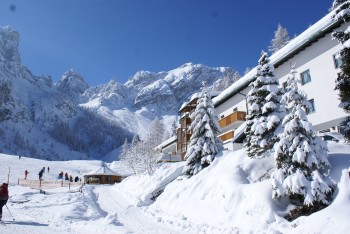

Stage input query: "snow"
[{"left": 0, "top": 141, "right": 350, "bottom": 233}]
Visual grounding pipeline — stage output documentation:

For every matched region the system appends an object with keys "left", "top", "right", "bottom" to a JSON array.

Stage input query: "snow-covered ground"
[{"left": 0, "top": 141, "right": 349, "bottom": 233}]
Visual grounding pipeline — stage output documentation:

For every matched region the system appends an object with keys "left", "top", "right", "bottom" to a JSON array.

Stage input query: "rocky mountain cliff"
[{"left": 0, "top": 26, "right": 240, "bottom": 161}]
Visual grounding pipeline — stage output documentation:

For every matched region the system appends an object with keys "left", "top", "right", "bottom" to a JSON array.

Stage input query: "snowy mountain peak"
[
  {"left": 57, "top": 69, "right": 89, "bottom": 94},
  {"left": 124, "top": 70, "right": 159, "bottom": 90},
  {"left": 0, "top": 26, "right": 21, "bottom": 64}
]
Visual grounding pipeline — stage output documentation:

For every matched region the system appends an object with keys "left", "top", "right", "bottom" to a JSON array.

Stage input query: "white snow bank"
[
  {"left": 117, "top": 143, "right": 350, "bottom": 233},
  {"left": 114, "top": 162, "right": 185, "bottom": 206}
]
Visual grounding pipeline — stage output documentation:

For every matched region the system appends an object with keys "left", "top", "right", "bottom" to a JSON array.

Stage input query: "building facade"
[{"left": 212, "top": 10, "right": 348, "bottom": 151}]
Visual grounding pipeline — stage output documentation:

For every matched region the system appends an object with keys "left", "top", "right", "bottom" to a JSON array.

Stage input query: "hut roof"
[{"left": 85, "top": 164, "right": 121, "bottom": 176}]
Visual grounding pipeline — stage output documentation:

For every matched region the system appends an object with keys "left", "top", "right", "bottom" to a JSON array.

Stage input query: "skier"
[
  {"left": 24, "top": 170, "right": 29, "bottom": 180},
  {"left": 38, "top": 171, "right": 43, "bottom": 180},
  {"left": 65, "top": 173, "right": 69, "bottom": 181},
  {"left": 48, "top": 167, "right": 50, "bottom": 173},
  {"left": 69, "top": 175, "right": 73, "bottom": 182},
  {"left": 74, "top": 176, "right": 79, "bottom": 182},
  {"left": 0, "top": 183, "right": 9, "bottom": 221}
]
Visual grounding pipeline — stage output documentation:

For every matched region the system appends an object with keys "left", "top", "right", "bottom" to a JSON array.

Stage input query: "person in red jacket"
[{"left": 0, "top": 183, "right": 9, "bottom": 221}]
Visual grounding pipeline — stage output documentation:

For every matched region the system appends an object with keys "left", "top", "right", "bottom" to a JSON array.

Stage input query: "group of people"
[
  {"left": 24, "top": 166, "right": 50, "bottom": 180},
  {"left": 58, "top": 172, "right": 81, "bottom": 183}
]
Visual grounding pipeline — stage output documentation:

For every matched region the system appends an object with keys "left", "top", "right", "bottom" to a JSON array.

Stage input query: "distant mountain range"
[{"left": 0, "top": 26, "right": 241, "bottom": 161}]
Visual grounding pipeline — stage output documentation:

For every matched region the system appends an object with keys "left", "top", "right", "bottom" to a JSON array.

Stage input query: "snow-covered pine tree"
[
  {"left": 244, "top": 51, "right": 285, "bottom": 158},
  {"left": 330, "top": 0, "right": 347, "bottom": 11},
  {"left": 183, "top": 85, "right": 223, "bottom": 177},
  {"left": 268, "top": 24, "right": 290, "bottom": 54},
  {"left": 332, "top": 3, "right": 350, "bottom": 142},
  {"left": 272, "top": 67, "right": 334, "bottom": 219}
]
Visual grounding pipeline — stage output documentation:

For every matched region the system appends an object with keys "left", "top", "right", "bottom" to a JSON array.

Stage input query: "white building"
[
  {"left": 158, "top": 8, "right": 349, "bottom": 156},
  {"left": 213, "top": 10, "right": 348, "bottom": 151}
]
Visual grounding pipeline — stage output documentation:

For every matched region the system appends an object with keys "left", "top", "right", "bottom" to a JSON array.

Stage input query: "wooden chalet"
[{"left": 84, "top": 163, "right": 122, "bottom": 184}]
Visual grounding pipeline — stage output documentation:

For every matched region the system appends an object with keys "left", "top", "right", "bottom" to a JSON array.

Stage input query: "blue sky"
[{"left": 0, "top": 0, "right": 333, "bottom": 86}]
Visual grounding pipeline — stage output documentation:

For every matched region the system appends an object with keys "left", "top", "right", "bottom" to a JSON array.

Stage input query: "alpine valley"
[{"left": 0, "top": 26, "right": 241, "bottom": 161}]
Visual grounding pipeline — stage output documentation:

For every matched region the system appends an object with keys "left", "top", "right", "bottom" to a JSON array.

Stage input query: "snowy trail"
[{"left": 93, "top": 185, "right": 185, "bottom": 234}]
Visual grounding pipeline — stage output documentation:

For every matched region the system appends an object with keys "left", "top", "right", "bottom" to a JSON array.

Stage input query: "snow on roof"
[
  {"left": 232, "top": 122, "right": 246, "bottom": 143},
  {"left": 156, "top": 135, "right": 177, "bottom": 150},
  {"left": 85, "top": 164, "right": 121, "bottom": 176},
  {"left": 213, "top": 10, "right": 339, "bottom": 107},
  {"left": 180, "top": 90, "right": 222, "bottom": 112}
]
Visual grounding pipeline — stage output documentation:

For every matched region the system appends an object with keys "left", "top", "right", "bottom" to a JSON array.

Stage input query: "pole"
[
  {"left": 7, "top": 167, "right": 10, "bottom": 184},
  {"left": 5, "top": 204, "right": 15, "bottom": 221}
]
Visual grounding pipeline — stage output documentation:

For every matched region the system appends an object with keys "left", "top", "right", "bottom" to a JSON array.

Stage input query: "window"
[
  {"left": 333, "top": 53, "right": 343, "bottom": 69},
  {"left": 306, "top": 99, "right": 315, "bottom": 114},
  {"left": 300, "top": 70, "right": 311, "bottom": 85},
  {"left": 233, "top": 107, "right": 238, "bottom": 112},
  {"left": 282, "top": 81, "right": 288, "bottom": 91}
]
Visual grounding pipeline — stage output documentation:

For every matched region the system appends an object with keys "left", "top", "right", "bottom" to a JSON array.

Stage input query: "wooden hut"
[{"left": 84, "top": 164, "right": 122, "bottom": 184}]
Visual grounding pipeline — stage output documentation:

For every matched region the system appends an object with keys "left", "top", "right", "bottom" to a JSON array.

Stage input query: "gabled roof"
[
  {"left": 213, "top": 9, "right": 342, "bottom": 107},
  {"left": 156, "top": 135, "right": 177, "bottom": 150},
  {"left": 84, "top": 164, "right": 121, "bottom": 176},
  {"left": 179, "top": 90, "right": 222, "bottom": 112}
]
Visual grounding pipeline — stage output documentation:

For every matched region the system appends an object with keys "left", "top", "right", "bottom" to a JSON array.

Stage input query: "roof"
[
  {"left": 156, "top": 135, "right": 177, "bottom": 150},
  {"left": 213, "top": 9, "right": 342, "bottom": 107},
  {"left": 84, "top": 164, "right": 121, "bottom": 176},
  {"left": 180, "top": 90, "right": 222, "bottom": 112}
]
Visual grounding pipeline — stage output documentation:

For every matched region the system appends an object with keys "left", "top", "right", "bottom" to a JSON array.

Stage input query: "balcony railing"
[
  {"left": 218, "top": 111, "right": 246, "bottom": 128},
  {"left": 219, "top": 131, "right": 234, "bottom": 142}
]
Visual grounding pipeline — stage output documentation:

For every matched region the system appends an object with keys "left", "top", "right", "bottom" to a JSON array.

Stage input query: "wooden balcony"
[
  {"left": 182, "top": 133, "right": 191, "bottom": 143},
  {"left": 218, "top": 111, "right": 246, "bottom": 129},
  {"left": 219, "top": 131, "right": 234, "bottom": 142},
  {"left": 180, "top": 117, "right": 191, "bottom": 128}
]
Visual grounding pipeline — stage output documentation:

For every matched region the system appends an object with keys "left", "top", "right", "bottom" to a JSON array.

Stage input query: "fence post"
[
  {"left": 61, "top": 180, "right": 63, "bottom": 187},
  {"left": 18, "top": 178, "right": 19, "bottom": 185},
  {"left": 69, "top": 182, "right": 70, "bottom": 191}
]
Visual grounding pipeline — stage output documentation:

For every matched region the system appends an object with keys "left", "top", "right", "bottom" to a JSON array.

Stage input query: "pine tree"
[
  {"left": 183, "top": 85, "right": 223, "bottom": 177},
  {"left": 268, "top": 24, "right": 290, "bottom": 54},
  {"left": 330, "top": 0, "right": 347, "bottom": 11},
  {"left": 244, "top": 51, "right": 285, "bottom": 158},
  {"left": 272, "top": 67, "right": 334, "bottom": 218},
  {"left": 332, "top": 3, "right": 350, "bottom": 142}
]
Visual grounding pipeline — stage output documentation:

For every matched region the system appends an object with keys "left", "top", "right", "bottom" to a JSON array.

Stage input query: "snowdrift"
[{"left": 115, "top": 144, "right": 350, "bottom": 233}]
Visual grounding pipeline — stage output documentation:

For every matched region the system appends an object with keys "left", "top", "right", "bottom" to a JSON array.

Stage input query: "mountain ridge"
[{"left": 0, "top": 26, "right": 241, "bottom": 161}]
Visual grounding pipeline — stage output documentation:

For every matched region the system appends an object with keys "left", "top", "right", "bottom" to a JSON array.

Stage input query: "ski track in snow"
[{"left": 93, "top": 185, "right": 185, "bottom": 234}]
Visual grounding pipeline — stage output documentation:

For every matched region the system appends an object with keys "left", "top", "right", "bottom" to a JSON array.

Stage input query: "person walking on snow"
[
  {"left": 24, "top": 170, "right": 29, "bottom": 180},
  {"left": 38, "top": 171, "right": 43, "bottom": 180},
  {"left": 0, "top": 183, "right": 9, "bottom": 221},
  {"left": 48, "top": 167, "right": 50, "bottom": 173}
]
